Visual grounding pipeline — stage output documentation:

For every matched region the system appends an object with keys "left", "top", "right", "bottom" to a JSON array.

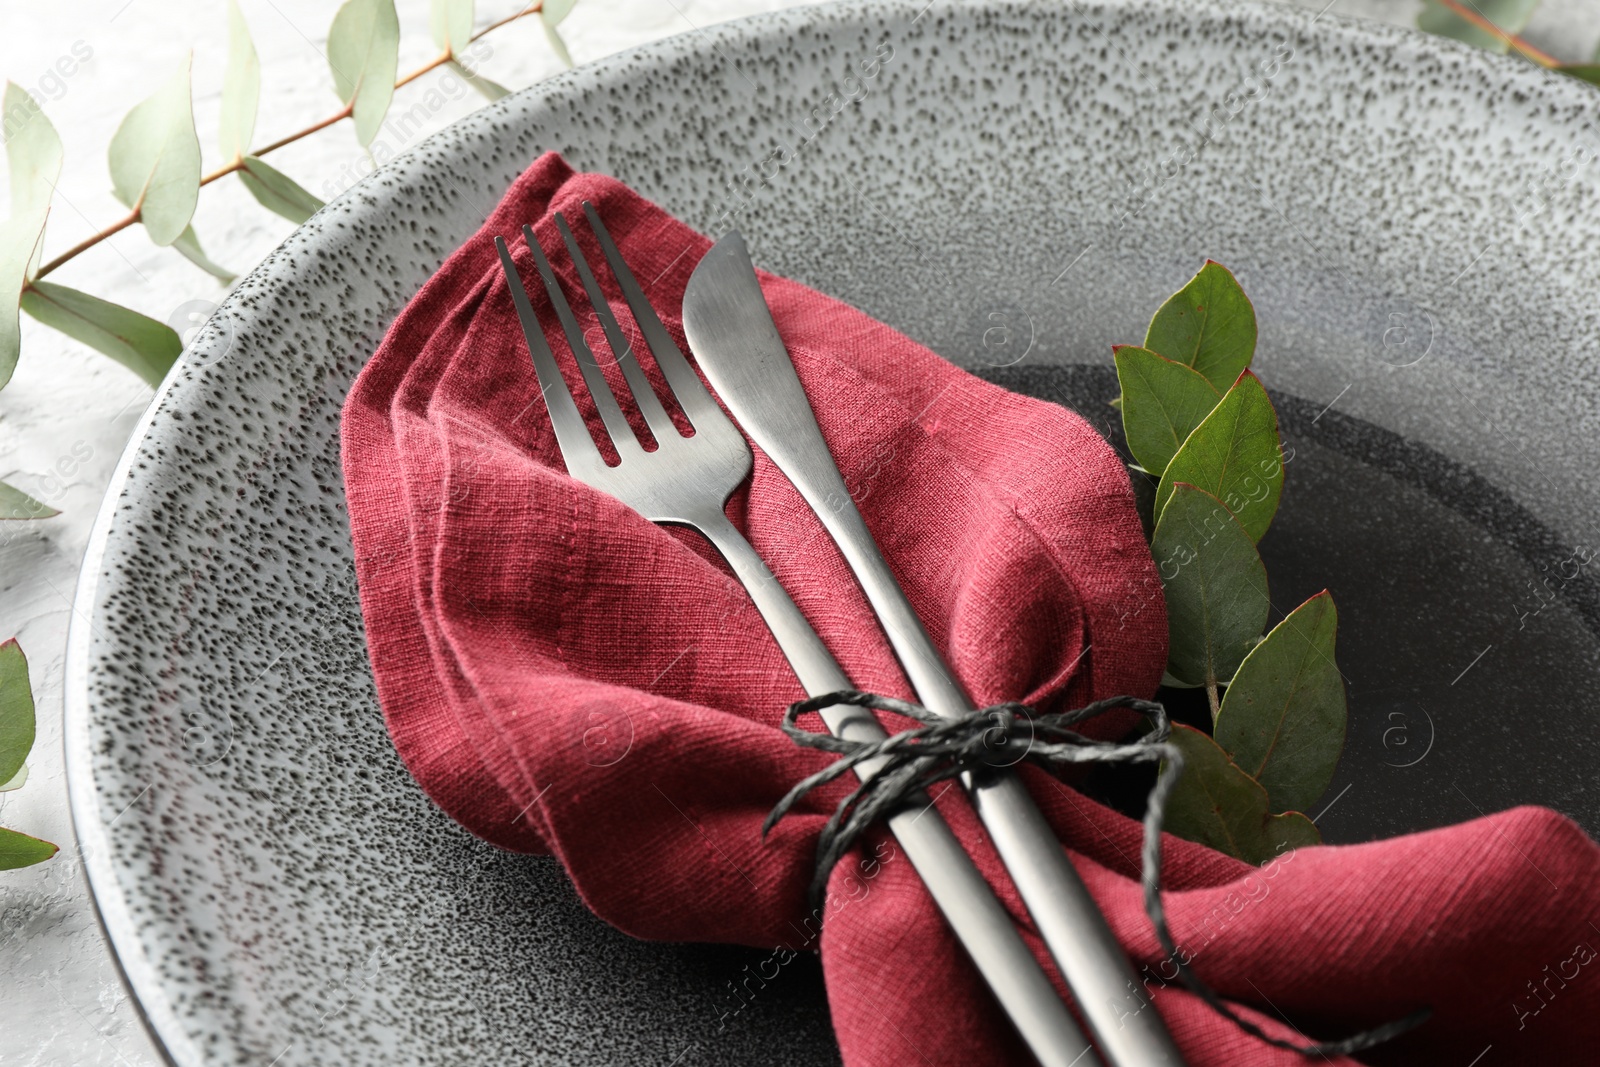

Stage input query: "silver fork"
[{"left": 494, "top": 203, "right": 1099, "bottom": 1067}]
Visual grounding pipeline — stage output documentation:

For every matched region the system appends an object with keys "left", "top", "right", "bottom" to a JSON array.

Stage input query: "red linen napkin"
[{"left": 341, "top": 152, "right": 1600, "bottom": 1066}]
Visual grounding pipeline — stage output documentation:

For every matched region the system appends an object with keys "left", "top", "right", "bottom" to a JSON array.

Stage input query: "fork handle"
[{"left": 693, "top": 507, "right": 1100, "bottom": 1067}]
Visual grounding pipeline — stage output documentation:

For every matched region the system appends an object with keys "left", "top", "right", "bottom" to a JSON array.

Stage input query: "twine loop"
[{"left": 762, "top": 689, "right": 1429, "bottom": 1059}]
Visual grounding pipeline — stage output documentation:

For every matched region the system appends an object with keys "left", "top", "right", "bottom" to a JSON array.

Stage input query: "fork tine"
[
  {"left": 552, "top": 213, "right": 681, "bottom": 444},
  {"left": 495, "top": 236, "right": 605, "bottom": 472},
  {"left": 581, "top": 201, "right": 725, "bottom": 432},
  {"left": 521, "top": 223, "right": 640, "bottom": 455}
]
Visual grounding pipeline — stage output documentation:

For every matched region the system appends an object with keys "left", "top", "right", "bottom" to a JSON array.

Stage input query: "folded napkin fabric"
[{"left": 342, "top": 152, "right": 1600, "bottom": 1066}]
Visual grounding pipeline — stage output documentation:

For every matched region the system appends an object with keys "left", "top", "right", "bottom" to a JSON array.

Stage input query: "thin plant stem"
[
  {"left": 236, "top": 104, "right": 354, "bottom": 167},
  {"left": 1431, "top": 0, "right": 1561, "bottom": 67},
  {"left": 30, "top": 1, "right": 544, "bottom": 282}
]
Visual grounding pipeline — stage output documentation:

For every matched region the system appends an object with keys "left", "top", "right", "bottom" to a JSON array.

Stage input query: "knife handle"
[{"left": 694, "top": 507, "right": 1100, "bottom": 1067}]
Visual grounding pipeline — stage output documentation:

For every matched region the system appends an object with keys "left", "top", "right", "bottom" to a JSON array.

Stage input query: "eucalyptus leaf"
[
  {"left": 1155, "top": 370, "right": 1284, "bottom": 542},
  {"left": 0, "top": 639, "right": 35, "bottom": 787},
  {"left": 219, "top": 0, "right": 261, "bottom": 163},
  {"left": 107, "top": 173, "right": 231, "bottom": 284},
  {"left": 0, "top": 479, "right": 58, "bottom": 519},
  {"left": 447, "top": 59, "right": 509, "bottom": 101},
  {"left": 0, "top": 826, "right": 57, "bottom": 870},
  {"left": 1151, "top": 483, "right": 1270, "bottom": 689},
  {"left": 0, "top": 762, "right": 26, "bottom": 791},
  {"left": 239, "top": 156, "right": 324, "bottom": 224},
  {"left": 4, "top": 81, "right": 64, "bottom": 276},
  {"left": 1215, "top": 591, "right": 1346, "bottom": 814},
  {"left": 108, "top": 58, "right": 201, "bottom": 247},
  {"left": 20, "top": 281, "right": 181, "bottom": 387},
  {"left": 1144, "top": 260, "right": 1256, "bottom": 392},
  {"left": 542, "top": 26, "right": 574, "bottom": 67},
  {"left": 328, "top": 0, "right": 401, "bottom": 148},
  {"left": 1418, "top": 0, "right": 1540, "bottom": 54},
  {"left": 542, "top": 0, "right": 579, "bottom": 67},
  {"left": 1115, "top": 345, "right": 1221, "bottom": 477},
  {"left": 543, "top": 0, "right": 579, "bottom": 27},
  {"left": 1161, "top": 724, "right": 1321, "bottom": 864},
  {"left": 1129, "top": 464, "right": 1157, "bottom": 540},
  {"left": 1559, "top": 65, "right": 1600, "bottom": 88},
  {"left": 0, "top": 214, "right": 45, "bottom": 390},
  {"left": 430, "top": 0, "right": 473, "bottom": 52},
  {"left": 172, "top": 225, "right": 236, "bottom": 283}
]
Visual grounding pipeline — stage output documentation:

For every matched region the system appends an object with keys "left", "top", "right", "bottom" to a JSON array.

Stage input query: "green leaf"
[
  {"left": 430, "top": 1, "right": 511, "bottom": 98},
  {"left": 239, "top": 156, "right": 324, "bottom": 224},
  {"left": 544, "top": 0, "right": 579, "bottom": 27},
  {"left": 542, "top": 0, "right": 579, "bottom": 66},
  {"left": 0, "top": 215, "right": 45, "bottom": 391},
  {"left": 1115, "top": 345, "right": 1221, "bottom": 477},
  {"left": 2, "top": 81, "right": 65, "bottom": 387},
  {"left": 108, "top": 58, "right": 201, "bottom": 247},
  {"left": 108, "top": 162, "right": 232, "bottom": 284},
  {"left": 447, "top": 59, "right": 509, "bottom": 101},
  {"left": 430, "top": 0, "right": 473, "bottom": 52},
  {"left": 0, "top": 762, "right": 26, "bottom": 791},
  {"left": 0, "top": 479, "right": 57, "bottom": 519},
  {"left": 1161, "top": 724, "right": 1321, "bottom": 864},
  {"left": 1417, "top": 0, "right": 1540, "bottom": 54},
  {"left": 328, "top": 0, "right": 400, "bottom": 147},
  {"left": 0, "top": 826, "right": 57, "bottom": 870},
  {"left": 109, "top": 164, "right": 231, "bottom": 283},
  {"left": 219, "top": 0, "right": 261, "bottom": 163},
  {"left": 1151, "top": 483, "right": 1270, "bottom": 689},
  {"left": 172, "top": 225, "right": 235, "bottom": 283},
  {"left": 1558, "top": 65, "right": 1600, "bottom": 88},
  {"left": 1144, "top": 261, "right": 1256, "bottom": 392},
  {"left": 1215, "top": 592, "right": 1346, "bottom": 814},
  {"left": 4, "top": 81, "right": 64, "bottom": 276},
  {"left": 20, "top": 281, "right": 180, "bottom": 387},
  {"left": 1155, "top": 370, "right": 1284, "bottom": 542},
  {"left": 542, "top": 26, "right": 574, "bottom": 67},
  {"left": 0, "top": 639, "right": 34, "bottom": 786}
]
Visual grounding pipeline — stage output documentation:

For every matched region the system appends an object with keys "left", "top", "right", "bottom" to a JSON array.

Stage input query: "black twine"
[{"left": 762, "top": 689, "right": 1431, "bottom": 1059}]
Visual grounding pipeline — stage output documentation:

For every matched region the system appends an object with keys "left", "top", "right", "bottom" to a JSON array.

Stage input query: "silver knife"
[{"left": 682, "top": 231, "right": 1186, "bottom": 1067}]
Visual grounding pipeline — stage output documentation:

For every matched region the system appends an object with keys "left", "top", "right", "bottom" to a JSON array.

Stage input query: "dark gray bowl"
[{"left": 64, "top": 1, "right": 1600, "bottom": 1064}]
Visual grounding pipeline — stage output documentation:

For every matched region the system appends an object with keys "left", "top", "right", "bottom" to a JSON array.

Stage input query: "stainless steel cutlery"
[
  {"left": 496, "top": 204, "right": 1185, "bottom": 1066},
  {"left": 496, "top": 205, "right": 1098, "bottom": 1067},
  {"left": 681, "top": 233, "right": 1185, "bottom": 1067}
]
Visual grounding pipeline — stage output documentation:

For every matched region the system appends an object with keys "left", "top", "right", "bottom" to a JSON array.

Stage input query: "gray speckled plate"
[{"left": 64, "top": 1, "right": 1600, "bottom": 1064}]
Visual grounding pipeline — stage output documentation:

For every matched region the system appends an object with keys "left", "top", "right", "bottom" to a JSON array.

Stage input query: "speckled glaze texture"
[{"left": 64, "top": 1, "right": 1600, "bottom": 1064}]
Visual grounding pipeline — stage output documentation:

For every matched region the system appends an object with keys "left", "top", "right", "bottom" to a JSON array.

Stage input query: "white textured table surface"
[{"left": 2, "top": 1, "right": 1596, "bottom": 1064}]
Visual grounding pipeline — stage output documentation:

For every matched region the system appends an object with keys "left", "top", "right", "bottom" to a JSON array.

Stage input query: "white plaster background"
[{"left": 1, "top": 0, "right": 1596, "bottom": 1063}]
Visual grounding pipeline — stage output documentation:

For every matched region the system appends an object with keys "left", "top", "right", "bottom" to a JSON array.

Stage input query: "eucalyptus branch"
[
  {"left": 30, "top": 1, "right": 544, "bottom": 283},
  {"left": 30, "top": 209, "right": 145, "bottom": 282},
  {"left": 0, "top": 0, "right": 576, "bottom": 405},
  {"left": 1117, "top": 263, "right": 1343, "bottom": 863},
  {"left": 244, "top": 103, "right": 357, "bottom": 161}
]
